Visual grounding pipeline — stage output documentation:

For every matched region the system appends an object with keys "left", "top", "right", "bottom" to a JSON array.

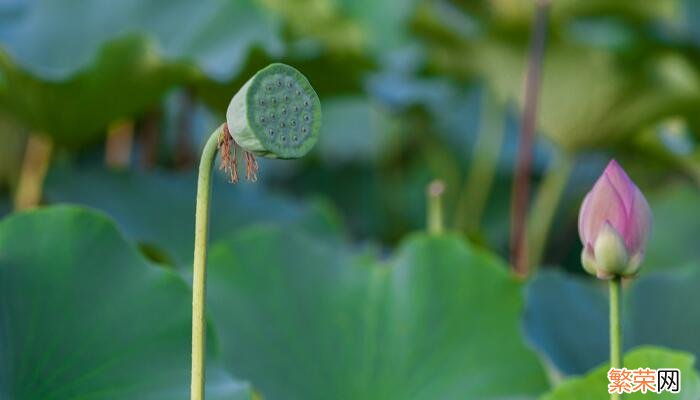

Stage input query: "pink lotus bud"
[{"left": 578, "top": 160, "right": 651, "bottom": 278}]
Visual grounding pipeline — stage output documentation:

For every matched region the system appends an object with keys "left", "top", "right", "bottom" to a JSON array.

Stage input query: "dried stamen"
[
  {"left": 245, "top": 151, "right": 259, "bottom": 182},
  {"left": 218, "top": 124, "right": 238, "bottom": 183},
  {"left": 218, "top": 123, "right": 259, "bottom": 183}
]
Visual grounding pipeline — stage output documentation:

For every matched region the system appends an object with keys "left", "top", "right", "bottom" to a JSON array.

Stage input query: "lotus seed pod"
[{"left": 226, "top": 63, "right": 321, "bottom": 159}]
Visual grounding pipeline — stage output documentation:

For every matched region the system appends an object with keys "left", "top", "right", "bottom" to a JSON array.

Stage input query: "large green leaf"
[
  {"left": 525, "top": 266, "right": 700, "bottom": 376},
  {"left": 44, "top": 167, "right": 341, "bottom": 269},
  {"left": 542, "top": 347, "right": 700, "bottom": 400},
  {"left": 0, "top": 206, "right": 252, "bottom": 399},
  {"left": 0, "top": 0, "right": 282, "bottom": 145},
  {"left": 207, "top": 227, "right": 549, "bottom": 399}
]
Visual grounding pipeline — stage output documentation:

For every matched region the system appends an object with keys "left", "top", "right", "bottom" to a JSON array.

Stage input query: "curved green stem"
[
  {"left": 191, "top": 123, "right": 225, "bottom": 400},
  {"left": 526, "top": 153, "right": 574, "bottom": 273},
  {"left": 609, "top": 275, "right": 622, "bottom": 400}
]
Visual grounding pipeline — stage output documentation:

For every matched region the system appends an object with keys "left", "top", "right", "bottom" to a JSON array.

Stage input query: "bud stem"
[
  {"left": 191, "top": 123, "right": 225, "bottom": 400},
  {"left": 609, "top": 275, "right": 623, "bottom": 400}
]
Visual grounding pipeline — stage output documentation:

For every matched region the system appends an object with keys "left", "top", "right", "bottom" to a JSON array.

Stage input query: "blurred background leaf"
[
  {"left": 43, "top": 166, "right": 342, "bottom": 269},
  {"left": 0, "top": 0, "right": 282, "bottom": 145}
]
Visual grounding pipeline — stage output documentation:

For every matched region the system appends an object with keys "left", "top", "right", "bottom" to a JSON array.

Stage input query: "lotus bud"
[{"left": 578, "top": 160, "right": 651, "bottom": 279}]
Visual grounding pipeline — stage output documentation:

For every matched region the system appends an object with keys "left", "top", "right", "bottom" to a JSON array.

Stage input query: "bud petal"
[
  {"left": 624, "top": 187, "right": 652, "bottom": 258},
  {"left": 577, "top": 170, "right": 628, "bottom": 250},
  {"left": 624, "top": 252, "right": 644, "bottom": 276},
  {"left": 581, "top": 244, "right": 598, "bottom": 276},
  {"left": 577, "top": 160, "right": 652, "bottom": 278},
  {"left": 593, "top": 222, "right": 629, "bottom": 275}
]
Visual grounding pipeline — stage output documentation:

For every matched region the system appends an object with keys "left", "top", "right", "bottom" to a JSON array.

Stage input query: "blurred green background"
[{"left": 1, "top": 0, "right": 699, "bottom": 399}]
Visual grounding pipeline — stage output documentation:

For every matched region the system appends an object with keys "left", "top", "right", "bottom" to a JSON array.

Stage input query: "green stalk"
[
  {"left": 427, "top": 180, "right": 445, "bottom": 235},
  {"left": 191, "top": 123, "right": 224, "bottom": 400},
  {"left": 526, "top": 154, "right": 574, "bottom": 273},
  {"left": 609, "top": 275, "right": 622, "bottom": 400}
]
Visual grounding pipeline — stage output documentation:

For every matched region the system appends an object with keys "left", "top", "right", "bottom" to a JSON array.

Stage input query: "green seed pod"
[{"left": 226, "top": 63, "right": 321, "bottom": 159}]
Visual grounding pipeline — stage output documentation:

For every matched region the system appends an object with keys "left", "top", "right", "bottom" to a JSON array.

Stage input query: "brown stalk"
[{"left": 510, "top": 0, "right": 551, "bottom": 277}]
